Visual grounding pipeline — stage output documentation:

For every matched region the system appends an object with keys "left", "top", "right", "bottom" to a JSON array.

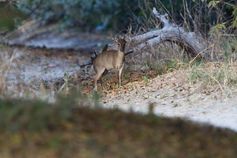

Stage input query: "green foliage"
[
  {"left": 208, "top": 0, "right": 237, "bottom": 32},
  {"left": 0, "top": 2, "right": 26, "bottom": 31},
  {"left": 142, "top": 75, "right": 149, "bottom": 85},
  {"left": 17, "top": 0, "right": 120, "bottom": 31},
  {"left": 16, "top": 0, "right": 236, "bottom": 33},
  {"left": 232, "top": 7, "right": 237, "bottom": 28},
  {"left": 208, "top": 0, "right": 220, "bottom": 8},
  {"left": 0, "top": 0, "right": 233, "bottom": 33}
]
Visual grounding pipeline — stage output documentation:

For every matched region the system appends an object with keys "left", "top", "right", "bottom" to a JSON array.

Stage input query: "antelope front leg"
[
  {"left": 94, "top": 80, "right": 98, "bottom": 91},
  {"left": 118, "top": 64, "right": 124, "bottom": 87}
]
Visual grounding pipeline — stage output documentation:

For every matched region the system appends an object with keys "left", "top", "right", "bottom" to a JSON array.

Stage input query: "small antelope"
[{"left": 93, "top": 37, "right": 127, "bottom": 91}]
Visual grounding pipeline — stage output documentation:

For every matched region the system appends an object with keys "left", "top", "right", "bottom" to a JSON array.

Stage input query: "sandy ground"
[{"left": 102, "top": 70, "right": 237, "bottom": 132}]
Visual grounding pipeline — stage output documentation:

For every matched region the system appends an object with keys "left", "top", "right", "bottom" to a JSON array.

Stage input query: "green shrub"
[
  {"left": 0, "top": 2, "right": 26, "bottom": 31},
  {"left": 16, "top": 0, "right": 236, "bottom": 33}
]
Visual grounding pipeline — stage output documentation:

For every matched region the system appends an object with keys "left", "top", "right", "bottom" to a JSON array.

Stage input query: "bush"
[
  {"left": 16, "top": 0, "right": 237, "bottom": 33},
  {"left": 0, "top": 2, "right": 26, "bottom": 32}
]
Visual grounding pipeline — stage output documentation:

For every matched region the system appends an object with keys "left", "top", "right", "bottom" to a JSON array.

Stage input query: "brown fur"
[{"left": 93, "top": 38, "right": 126, "bottom": 91}]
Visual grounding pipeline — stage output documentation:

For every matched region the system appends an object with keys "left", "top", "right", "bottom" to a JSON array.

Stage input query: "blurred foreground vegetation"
[{"left": 0, "top": 92, "right": 237, "bottom": 158}]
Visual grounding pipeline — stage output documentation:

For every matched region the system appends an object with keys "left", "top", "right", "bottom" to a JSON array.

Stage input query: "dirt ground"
[
  {"left": 0, "top": 45, "right": 237, "bottom": 132},
  {"left": 101, "top": 69, "right": 237, "bottom": 132}
]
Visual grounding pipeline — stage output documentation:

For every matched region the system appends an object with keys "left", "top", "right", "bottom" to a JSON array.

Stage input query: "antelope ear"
[
  {"left": 116, "top": 34, "right": 124, "bottom": 40},
  {"left": 119, "top": 35, "right": 127, "bottom": 43},
  {"left": 113, "top": 36, "right": 118, "bottom": 43},
  {"left": 102, "top": 44, "right": 108, "bottom": 52}
]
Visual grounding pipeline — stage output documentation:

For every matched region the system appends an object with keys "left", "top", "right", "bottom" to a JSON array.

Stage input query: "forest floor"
[{"left": 0, "top": 44, "right": 236, "bottom": 132}]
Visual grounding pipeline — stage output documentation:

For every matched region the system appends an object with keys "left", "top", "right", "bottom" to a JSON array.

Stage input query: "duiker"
[{"left": 93, "top": 37, "right": 127, "bottom": 91}]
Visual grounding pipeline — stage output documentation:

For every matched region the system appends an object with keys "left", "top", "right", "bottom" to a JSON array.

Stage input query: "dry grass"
[
  {"left": 0, "top": 45, "right": 80, "bottom": 100},
  {"left": 0, "top": 32, "right": 236, "bottom": 100},
  {"left": 188, "top": 62, "right": 237, "bottom": 90},
  {"left": 0, "top": 45, "right": 14, "bottom": 95},
  {"left": 125, "top": 34, "right": 237, "bottom": 94},
  {"left": 185, "top": 35, "right": 237, "bottom": 95}
]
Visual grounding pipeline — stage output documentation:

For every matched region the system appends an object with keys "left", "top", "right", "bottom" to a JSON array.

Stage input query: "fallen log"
[
  {"left": 126, "top": 8, "right": 208, "bottom": 59},
  {"left": 80, "top": 7, "right": 209, "bottom": 67}
]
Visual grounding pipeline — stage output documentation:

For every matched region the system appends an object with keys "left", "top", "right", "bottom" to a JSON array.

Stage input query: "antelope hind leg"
[{"left": 93, "top": 67, "right": 105, "bottom": 91}]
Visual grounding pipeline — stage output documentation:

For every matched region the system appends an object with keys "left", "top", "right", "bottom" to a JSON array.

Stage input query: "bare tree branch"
[{"left": 127, "top": 8, "right": 208, "bottom": 59}]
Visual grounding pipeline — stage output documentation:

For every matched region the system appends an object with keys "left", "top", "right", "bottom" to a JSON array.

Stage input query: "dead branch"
[{"left": 127, "top": 8, "right": 208, "bottom": 59}]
